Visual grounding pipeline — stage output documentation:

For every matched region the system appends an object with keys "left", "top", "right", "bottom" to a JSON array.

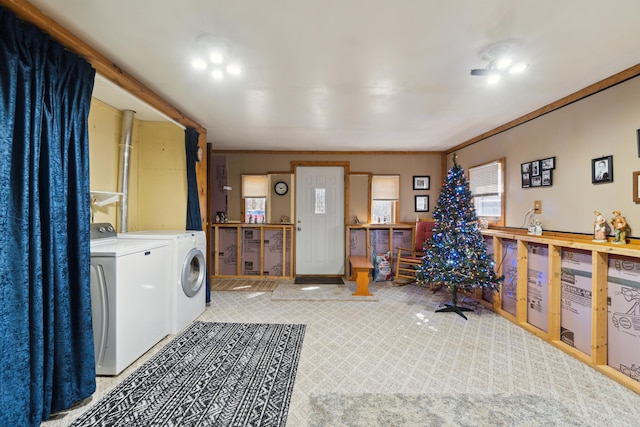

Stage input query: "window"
[
  {"left": 241, "top": 175, "right": 267, "bottom": 223},
  {"left": 468, "top": 158, "right": 504, "bottom": 226},
  {"left": 371, "top": 175, "right": 399, "bottom": 223}
]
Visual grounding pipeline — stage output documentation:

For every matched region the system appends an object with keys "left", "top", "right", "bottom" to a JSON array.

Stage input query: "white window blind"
[
  {"left": 241, "top": 175, "right": 268, "bottom": 198},
  {"left": 371, "top": 175, "right": 399, "bottom": 200},
  {"left": 469, "top": 161, "right": 501, "bottom": 196}
]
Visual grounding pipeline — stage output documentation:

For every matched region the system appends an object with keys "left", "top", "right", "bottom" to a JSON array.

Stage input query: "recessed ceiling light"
[
  {"left": 496, "top": 58, "right": 512, "bottom": 70},
  {"left": 226, "top": 63, "right": 242, "bottom": 76},
  {"left": 191, "top": 58, "right": 207, "bottom": 70},
  {"left": 209, "top": 51, "right": 225, "bottom": 65},
  {"left": 508, "top": 63, "right": 528, "bottom": 74},
  {"left": 488, "top": 74, "right": 501, "bottom": 84},
  {"left": 211, "top": 69, "right": 224, "bottom": 80}
]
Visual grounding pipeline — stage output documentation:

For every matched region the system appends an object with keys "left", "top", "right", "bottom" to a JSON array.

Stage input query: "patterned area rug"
[
  {"left": 71, "top": 321, "right": 305, "bottom": 427},
  {"left": 210, "top": 278, "right": 280, "bottom": 291},
  {"left": 308, "top": 393, "right": 590, "bottom": 426}
]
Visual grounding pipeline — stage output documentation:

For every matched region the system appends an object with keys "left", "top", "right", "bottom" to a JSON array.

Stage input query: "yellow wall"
[
  {"left": 451, "top": 75, "right": 640, "bottom": 236},
  {"left": 88, "top": 98, "right": 186, "bottom": 231},
  {"left": 217, "top": 152, "right": 442, "bottom": 224},
  {"left": 137, "top": 122, "right": 187, "bottom": 229}
]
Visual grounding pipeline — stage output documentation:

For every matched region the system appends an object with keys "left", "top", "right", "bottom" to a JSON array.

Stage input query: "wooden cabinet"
[
  {"left": 481, "top": 228, "right": 640, "bottom": 394},
  {"left": 211, "top": 224, "right": 293, "bottom": 278}
]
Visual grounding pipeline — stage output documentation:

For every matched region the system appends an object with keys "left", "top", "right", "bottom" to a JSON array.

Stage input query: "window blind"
[
  {"left": 371, "top": 175, "right": 399, "bottom": 200},
  {"left": 469, "top": 161, "right": 501, "bottom": 196},
  {"left": 241, "top": 175, "right": 268, "bottom": 198}
]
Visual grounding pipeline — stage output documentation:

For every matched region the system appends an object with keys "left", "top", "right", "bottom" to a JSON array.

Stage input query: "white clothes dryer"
[
  {"left": 119, "top": 230, "right": 207, "bottom": 334},
  {"left": 90, "top": 223, "right": 170, "bottom": 375}
]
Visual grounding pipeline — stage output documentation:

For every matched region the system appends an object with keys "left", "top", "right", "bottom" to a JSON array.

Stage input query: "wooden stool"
[{"left": 349, "top": 256, "right": 374, "bottom": 296}]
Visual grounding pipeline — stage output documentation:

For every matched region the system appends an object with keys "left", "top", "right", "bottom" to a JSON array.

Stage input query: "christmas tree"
[{"left": 416, "top": 155, "right": 503, "bottom": 319}]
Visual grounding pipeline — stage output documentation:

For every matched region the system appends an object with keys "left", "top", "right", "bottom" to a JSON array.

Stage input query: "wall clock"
[{"left": 274, "top": 181, "right": 288, "bottom": 195}]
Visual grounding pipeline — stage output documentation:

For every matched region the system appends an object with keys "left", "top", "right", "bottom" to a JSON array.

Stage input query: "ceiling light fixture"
[
  {"left": 470, "top": 39, "right": 528, "bottom": 83},
  {"left": 192, "top": 34, "right": 243, "bottom": 81}
]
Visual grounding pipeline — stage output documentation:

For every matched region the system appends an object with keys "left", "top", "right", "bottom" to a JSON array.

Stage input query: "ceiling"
[{"left": 27, "top": 0, "right": 640, "bottom": 152}]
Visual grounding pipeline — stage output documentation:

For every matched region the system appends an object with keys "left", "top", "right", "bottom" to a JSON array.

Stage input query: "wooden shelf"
[{"left": 210, "top": 224, "right": 293, "bottom": 279}]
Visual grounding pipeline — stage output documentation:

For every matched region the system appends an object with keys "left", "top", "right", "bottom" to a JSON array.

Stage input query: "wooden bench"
[{"left": 349, "top": 256, "right": 374, "bottom": 296}]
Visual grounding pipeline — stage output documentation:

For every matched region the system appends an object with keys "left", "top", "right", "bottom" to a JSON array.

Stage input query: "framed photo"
[
  {"left": 592, "top": 155, "right": 613, "bottom": 184},
  {"left": 541, "top": 169, "right": 553, "bottom": 186},
  {"left": 415, "top": 195, "right": 429, "bottom": 212},
  {"left": 637, "top": 129, "right": 640, "bottom": 158},
  {"left": 521, "top": 172, "right": 530, "bottom": 188},
  {"left": 633, "top": 171, "right": 640, "bottom": 203},
  {"left": 413, "top": 176, "right": 430, "bottom": 190},
  {"left": 531, "top": 160, "right": 540, "bottom": 177},
  {"left": 521, "top": 162, "right": 531, "bottom": 174},
  {"left": 541, "top": 157, "right": 555, "bottom": 170},
  {"left": 531, "top": 175, "right": 542, "bottom": 187}
]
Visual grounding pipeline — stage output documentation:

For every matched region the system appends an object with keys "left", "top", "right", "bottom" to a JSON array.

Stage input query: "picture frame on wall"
[
  {"left": 521, "top": 172, "right": 530, "bottom": 188},
  {"left": 521, "top": 162, "right": 531, "bottom": 174},
  {"left": 541, "top": 157, "right": 556, "bottom": 170},
  {"left": 531, "top": 175, "right": 542, "bottom": 187},
  {"left": 541, "top": 169, "right": 552, "bottom": 186},
  {"left": 633, "top": 171, "right": 640, "bottom": 203},
  {"left": 413, "top": 176, "right": 430, "bottom": 190},
  {"left": 415, "top": 195, "right": 429, "bottom": 212},
  {"left": 531, "top": 160, "right": 540, "bottom": 177},
  {"left": 592, "top": 155, "right": 613, "bottom": 184}
]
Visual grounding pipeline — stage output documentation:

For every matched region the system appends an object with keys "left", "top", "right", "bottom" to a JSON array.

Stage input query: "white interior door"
[{"left": 295, "top": 166, "right": 345, "bottom": 275}]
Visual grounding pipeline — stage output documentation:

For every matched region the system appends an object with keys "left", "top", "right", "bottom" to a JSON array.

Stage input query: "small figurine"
[
  {"left": 528, "top": 218, "right": 542, "bottom": 235},
  {"left": 592, "top": 211, "right": 607, "bottom": 242},
  {"left": 610, "top": 210, "right": 628, "bottom": 244}
]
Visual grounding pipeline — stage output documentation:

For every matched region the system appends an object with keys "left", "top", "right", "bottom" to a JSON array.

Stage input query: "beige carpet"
[
  {"left": 308, "top": 393, "right": 588, "bottom": 426},
  {"left": 271, "top": 282, "right": 379, "bottom": 301},
  {"left": 210, "top": 278, "right": 280, "bottom": 292}
]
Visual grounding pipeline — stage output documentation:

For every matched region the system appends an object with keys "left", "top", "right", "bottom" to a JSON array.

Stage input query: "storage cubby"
[
  {"left": 482, "top": 228, "right": 640, "bottom": 394},
  {"left": 211, "top": 224, "right": 293, "bottom": 278}
]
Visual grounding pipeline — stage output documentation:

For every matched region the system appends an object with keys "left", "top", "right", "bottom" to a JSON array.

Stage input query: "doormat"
[
  {"left": 294, "top": 276, "right": 344, "bottom": 285},
  {"left": 70, "top": 321, "right": 305, "bottom": 427},
  {"left": 210, "top": 278, "right": 280, "bottom": 292}
]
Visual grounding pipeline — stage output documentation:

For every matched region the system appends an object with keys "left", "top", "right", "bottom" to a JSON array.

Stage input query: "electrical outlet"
[{"left": 534, "top": 200, "right": 542, "bottom": 214}]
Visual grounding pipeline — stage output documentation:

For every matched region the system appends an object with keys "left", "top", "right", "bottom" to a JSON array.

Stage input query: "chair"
[{"left": 393, "top": 220, "right": 436, "bottom": 287}]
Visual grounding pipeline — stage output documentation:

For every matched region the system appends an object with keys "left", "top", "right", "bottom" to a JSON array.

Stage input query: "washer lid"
[
  {"left": 120, "top": 230, "right": 192, "bottom": 238},
  {"left": 90, "top": 238, "right": 169, "bottom": 257}
]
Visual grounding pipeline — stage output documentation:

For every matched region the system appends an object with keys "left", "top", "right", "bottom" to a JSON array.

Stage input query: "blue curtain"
[
  {"left": 184, "top": 127, "right": 210, "bottom": 303},
  {"left": 0, "top": 7, "right": 96, "bottom": 426},
  {"left": 185, "top": 127, "right": 202, "bottom": 231}
]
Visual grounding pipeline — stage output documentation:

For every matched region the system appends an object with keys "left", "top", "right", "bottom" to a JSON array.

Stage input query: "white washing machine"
[
  {"left": 90, "top": 223, "right": 170, "bottom": 375},
  {"left": 119, "top": 230, "right": 207, "bottom": 334}
]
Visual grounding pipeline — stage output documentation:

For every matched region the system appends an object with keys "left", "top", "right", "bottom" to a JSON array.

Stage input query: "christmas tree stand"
[{"left": 435, "top": 285, "right": 473, "bottom": 320}]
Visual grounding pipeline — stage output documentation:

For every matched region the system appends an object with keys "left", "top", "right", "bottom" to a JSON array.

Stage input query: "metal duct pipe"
[{"left": 117, "top": 110, "right": 135, "bottom": 233}]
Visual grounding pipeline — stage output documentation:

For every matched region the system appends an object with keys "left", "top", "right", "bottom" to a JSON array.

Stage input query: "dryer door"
[{"left": 181, "top": 248, "right": 206, "bottom": 297}]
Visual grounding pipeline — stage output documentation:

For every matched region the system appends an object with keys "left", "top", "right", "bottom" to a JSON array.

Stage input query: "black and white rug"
[{"left": 71, "top": 321, "right": 306, "bottom": 427}]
